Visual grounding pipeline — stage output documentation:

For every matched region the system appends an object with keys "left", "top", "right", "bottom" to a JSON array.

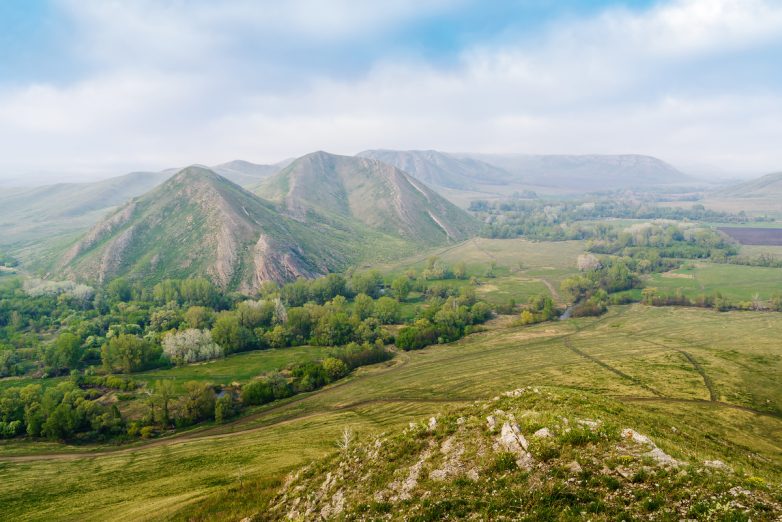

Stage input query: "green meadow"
[
  {"left": 2, "top": 304, "right": 781, "bottom": 521},
  {"left": 647, "top": 262, "right": 782, "bottom": 301}
]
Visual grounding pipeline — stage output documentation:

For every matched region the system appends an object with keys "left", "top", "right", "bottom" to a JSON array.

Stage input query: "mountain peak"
[{"left": 169, "top": 165, "right": 222, "bottom": 184}]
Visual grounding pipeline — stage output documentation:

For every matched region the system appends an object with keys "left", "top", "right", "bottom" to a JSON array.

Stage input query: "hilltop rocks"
[{"left": 621, "top": 428, "right": 681, "bottom": 467}]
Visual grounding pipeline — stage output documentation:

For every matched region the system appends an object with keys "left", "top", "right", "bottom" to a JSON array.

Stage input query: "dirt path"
[
  {"left": 618, "top": 396, "right": 782, "bottom": 420},
  {"left": 636, "top": 337, "right": 719, "bottom": 402},
  {"left": 563, "top": 338, "right": 664, "bottom": 397},
  {"left": 677, "top": 350, "right": 719, "bottom": 402},
  {"left": 535, "top": 277, "right": 561, "bottom": 303}
]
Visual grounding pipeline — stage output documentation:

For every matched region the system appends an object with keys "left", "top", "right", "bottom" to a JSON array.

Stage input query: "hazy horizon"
[{"left": 2, "top": 0, "right": 782, "bottom": 184}]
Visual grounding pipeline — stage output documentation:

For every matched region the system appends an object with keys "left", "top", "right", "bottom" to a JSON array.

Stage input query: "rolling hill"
[
  {"left": 255, "top": 151, "right": 478, "bottom": 244},
  {"left": 716, "top": 171, "right": 782, "bottom": 198},
  {"left": 461, "top": 153, "right": 689, "bottom": 192},
  {"left": 57, "top": 166, "right": 344, "bottom": 289},
  {"left": 356, "top": 149, "right": 511, "bottom": 190}
]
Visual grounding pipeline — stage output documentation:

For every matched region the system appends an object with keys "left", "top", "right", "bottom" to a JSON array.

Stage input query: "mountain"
[
  {"left": 266, "top": 386, "right": 781, "bottom": 520},
  {"left": 356, "top": 149, "right": 510, "bottom": 190},
  {"left": 716, "top": 171, "right": 782, "bottom": 198},
  {"left": 255, "top": 151, "right": 478, "bottom": 244},
  {"left": 0, "top": 160, "right": 286, "bottom": 254},
  {"left": 57, "top": 166, "right": 349, "bottom": 289},
  {"left": 461, "top": 153, "right": 689, "bottom": 192},
  {"left": 211, "top": 159, "right": 288, "bottom": 187},
  {"left": 0, "top": 171, "right": 171, "bottom": 249}
]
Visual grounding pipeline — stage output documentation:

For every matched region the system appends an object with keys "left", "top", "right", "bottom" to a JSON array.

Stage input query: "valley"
[{"left": 1, "top": 150, "right": 782, "bottom": 521}]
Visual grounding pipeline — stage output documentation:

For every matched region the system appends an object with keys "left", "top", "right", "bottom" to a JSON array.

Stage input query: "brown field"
[{"left": 718, "top": 227, "right": 782, "bottom": 245}]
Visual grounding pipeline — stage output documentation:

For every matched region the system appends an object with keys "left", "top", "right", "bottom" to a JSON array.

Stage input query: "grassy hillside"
[
  {"left": 718, "top": 172, "right": 782, "bottom": 198},
  {"left": 57, "top": 166, "right": 372, "bottom": 289},
  {"left": 0, "top": 171, "right": 169, "bottom": 251},
  {"left": 255, "top": 151, "right": 479, "bottom": 245},
  {"left": 2, "top": 305, "right": 780, "bottom": 520},
  {"left": 270, "top": 387, "right": 781, "bottom": 521}
]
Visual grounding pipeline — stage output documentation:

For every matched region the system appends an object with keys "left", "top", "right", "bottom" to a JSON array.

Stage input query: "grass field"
[
  {"left": 2, "top": 304, "right": 781, "bottom": 521},
  {"left": 135, "top": 346, "right": 332, "bottom": 392},
  {"left": 647, "top": 262, "right": 782, "bottom": 301},
  {"left": 376, "top": 237, "right": 586, "bottom": 305}
]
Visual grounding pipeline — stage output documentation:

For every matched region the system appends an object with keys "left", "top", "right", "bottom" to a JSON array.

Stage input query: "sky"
[{"left": 1, "top": 0, "right": 781, "bottom": 184}]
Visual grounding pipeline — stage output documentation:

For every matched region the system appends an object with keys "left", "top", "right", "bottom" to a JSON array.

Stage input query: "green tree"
[
  {"left": 183, "top": 306, "right": 214, "bottom": 329},
  {"left": 45, "top": 332, "right": 84, "bottom": 371},
  {"left": 180, "top": 381, "right": 215, "bottom": 424},
  {"left": 390, "top": 277, "right": 411, "bottom": 301},
  {"left": 353, "top": 293, "right": 374, "bottom": 320},
  {"left": 321, "top": 357, "right": 348, "bottom": 381},
  {"left": 154, "top": 380, "right": 176, "bottom": 427},
  {"left": 373, "top": 296, "right": 401, "bottom": 324},
  {"left": 101, "top": 334, "right": 160, "bottom": 373},
  {"left": 211, "top": 312, "right": 255, "bottom": 354}
]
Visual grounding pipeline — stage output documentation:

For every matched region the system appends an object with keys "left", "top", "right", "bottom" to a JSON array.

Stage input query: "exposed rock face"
[
  {"left": 621, "top": 428, "right": 680, "bottom": 467},
  {"left": 98, "top": 225, "right": 136, "bottom": 283},
  {"left": 253, "top": 234, "right": 322, "bottom": 286}
]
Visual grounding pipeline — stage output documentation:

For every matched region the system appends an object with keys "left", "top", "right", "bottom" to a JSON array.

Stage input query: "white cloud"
[{"left": 1, "top": 0, "right": 781, "bottom": 182}]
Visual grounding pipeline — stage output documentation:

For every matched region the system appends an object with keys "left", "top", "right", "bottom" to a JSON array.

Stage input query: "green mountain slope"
[
  {"left": 0, "top": 171, "right": 169, "bottom": 249},
  {"left": 717, "top": 171, "right": 782, "bottom": 198},
  {"left": 255, "top": 151, "right": 478, "bottom": 244},
  {"left": 356, "top": 149, "right": 511, "bottom": 190},
  {"left": 56, "top": 166, "right": 355, "bottom": 289},
  {"left": 268, "top": 387, "right": 781, "bottom": 520}
]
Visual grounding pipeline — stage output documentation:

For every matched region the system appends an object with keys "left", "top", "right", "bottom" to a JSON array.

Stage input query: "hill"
[
  {"left": 0, "top": 160, "right": 288, "bottom": 258},
  {"left": 255, "top": 151, "right": 478, "bottom": 244},
  {"left": 356, "top": 149, "right": 510, "bottom": 190},
  {"left": 717, "top": 171, "right": 782, "bottom": 198},
  {"left": 463, "top": 153, "right": 689, "bottom": 192},
  {"left": 57, "top": 166, "right": 348, "bottom": 289},
  {"left": 211, "top": 159, "right": 288, "bottom": 187},
  {"left": 268, "top": 387, "right": 781, "bottom": 520},
  {"left": 0, "top": 171, "right": 170, "bottom": 248}
]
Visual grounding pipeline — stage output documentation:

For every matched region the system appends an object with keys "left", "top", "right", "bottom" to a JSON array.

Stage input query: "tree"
[
  {"left": 183, "top": 306, "right": 214, "bottom": 329},
  {"left": 373, "top": 297, "right": 400, "bottom": 324},
  {"left": 180, "top": 381, "right": 215, "bottom": 424},
  {"left": 101, "top": 334, "right": 161, "bottom": 373},
  {"left": 349, "top": 271, "right": 384, "bottom": 298},
  {"left": 390, "top": 277, "right": 411, "bottom": 301},
  {"left": 321, "top": 357, "right": 348, "bottom": 381},
  {"left": 453, "top": 262, "right": 467, "bottom": 280},
  {"left": 162, "top": 329, "right": 223, "bottom": 366},
  {"left": 236, "top": 300, "right": 273, "bottom": 329},
  {"left": 106, "top": 278, "right": 132, "bottom": 303},
  {"left": 211, "top": 312, "right": 255, "bottom": 354},
  {"left": 519, "top": 310, "right": 536, "bottom": 325},
  {"left": 45, "top": 332, "right": 84, "bottom": 371},
  {"left": 352, "top": 293, "right": 374, "bottom": 320},
  {"left": 152, "top": 380, "right": 173, "bottom": 427},
  {"left": 313, "top": 312, "right": 355, "bottom": 346},
  {"left": 214, "top": 394, "right": 234, "bottom": 424}
]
